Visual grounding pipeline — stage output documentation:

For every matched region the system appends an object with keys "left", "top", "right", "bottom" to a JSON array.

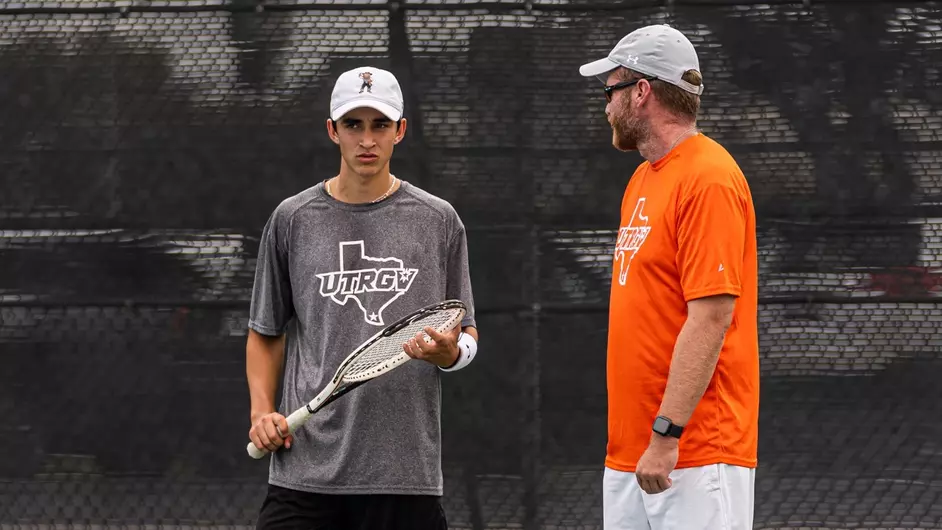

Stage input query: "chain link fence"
[{"left": 1, "top": 0, "right": 942, "bottom": 528}]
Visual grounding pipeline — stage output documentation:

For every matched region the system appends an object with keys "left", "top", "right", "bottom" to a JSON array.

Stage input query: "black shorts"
[{"left": 255, "top": 483, "right": 448, "bottom": 530}]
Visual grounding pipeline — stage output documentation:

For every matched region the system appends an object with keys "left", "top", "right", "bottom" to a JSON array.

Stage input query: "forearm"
[
  {"left": 246, "top": 329, "right": 286, "bottom": 423},
  {"left": 461, "top": 325, "right": 478, "bottom": 342},
  {"left": 657, "top": 317, "right": 728, "bottom": 426}
]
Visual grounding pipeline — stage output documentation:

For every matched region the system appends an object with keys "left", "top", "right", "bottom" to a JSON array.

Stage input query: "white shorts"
[{"left": 602, "top": 464, "right": 755, "bottom": 530}]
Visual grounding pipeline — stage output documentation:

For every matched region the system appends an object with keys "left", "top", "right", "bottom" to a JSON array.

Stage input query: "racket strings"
[{"left": 343, "top": 308, "right": 464, "bottom": 380}]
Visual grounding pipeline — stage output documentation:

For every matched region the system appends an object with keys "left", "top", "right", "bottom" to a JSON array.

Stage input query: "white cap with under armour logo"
[
  {"left": 579, "top": 24, "right": 704, "bottom": 96},
  {"left": 329, "top": 66, "right": 404, "bottom": 121}
]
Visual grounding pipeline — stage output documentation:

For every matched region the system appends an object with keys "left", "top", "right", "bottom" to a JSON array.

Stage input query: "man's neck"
[
  {"left": 329, "top": 166, "right": 397, "bottom": 204},
  {"left": 637, "top": 121, "right": 698, "bottom": 163}
]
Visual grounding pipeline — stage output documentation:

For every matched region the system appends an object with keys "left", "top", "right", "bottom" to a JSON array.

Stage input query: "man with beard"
[{"left": 578, "top": 25, "right": 760, "bottom": 530}]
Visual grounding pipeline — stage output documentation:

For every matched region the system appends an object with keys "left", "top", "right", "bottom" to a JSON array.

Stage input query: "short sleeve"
[
  {"left": 248, "top": 209, "right": 295, "bottom": 335},
  {"left": 446, "top": 220, "right": 477, "bottom": 329},
  {"left": 676, "top": 182, "right": 747, "bottom": 302}
]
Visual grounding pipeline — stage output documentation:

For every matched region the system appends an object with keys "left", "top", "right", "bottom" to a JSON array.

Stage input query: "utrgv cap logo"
[
  {"left": 330, "top": 66, "right": 404, "bottom": 122},
  {"left": 358, "top": 72, "right": 373, "bottom": 94}
]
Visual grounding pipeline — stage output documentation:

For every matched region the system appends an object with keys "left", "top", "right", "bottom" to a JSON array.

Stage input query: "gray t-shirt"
[{"left": 248, "top": 179, "right": 476, "bottom": 496}]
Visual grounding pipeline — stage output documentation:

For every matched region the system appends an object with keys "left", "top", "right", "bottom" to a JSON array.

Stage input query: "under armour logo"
[{"left": 625, "top": 54, "right": 639, "bottom": 65}]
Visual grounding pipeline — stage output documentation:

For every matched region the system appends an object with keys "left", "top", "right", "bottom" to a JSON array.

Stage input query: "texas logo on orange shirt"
[{"left": 614, "top": 198, "right": 650, "bottom": 286}]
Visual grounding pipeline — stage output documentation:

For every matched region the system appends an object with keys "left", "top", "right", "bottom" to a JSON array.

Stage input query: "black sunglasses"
[{"left": 603, "top": 76, "right": 657, "bottom": 102}]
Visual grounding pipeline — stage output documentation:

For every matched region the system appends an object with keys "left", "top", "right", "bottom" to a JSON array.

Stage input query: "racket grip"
[
  {"left": 245, "top": 407, "right": 314, "bottom": 459},
  {"left": 286, "top": 407, "right": 312, "bottom": 433},
  {"left": 246, "top": 441, "right": 267, "bottom": 459}
]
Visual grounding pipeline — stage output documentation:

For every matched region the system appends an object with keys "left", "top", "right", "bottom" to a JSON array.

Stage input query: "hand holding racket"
[
  {"left": 246, "top": 300, "right": 466, "bottom": 459},
  {"left": 248, "top": 412, "right": 293, "bottom": 455},
  {"left": 402, "top": 324, "right": 462, "bottom": 367}
]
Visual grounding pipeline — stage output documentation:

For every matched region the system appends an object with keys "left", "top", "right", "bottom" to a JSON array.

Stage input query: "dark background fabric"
[{"left": 1, "top": 1, "right": 940, "bottom": 528}]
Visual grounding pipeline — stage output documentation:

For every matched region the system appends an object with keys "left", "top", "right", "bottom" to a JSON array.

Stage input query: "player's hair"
[{"left": 619, "top": 68, "right": 701, "bottom": 122}]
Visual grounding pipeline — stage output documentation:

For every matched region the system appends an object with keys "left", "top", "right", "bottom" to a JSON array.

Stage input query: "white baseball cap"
[
  {"left": 579, "top": 24, "right": 704, "bottom": 96},
  {"left": 329, "top": 66, "right": 404, "bottom": 121}
]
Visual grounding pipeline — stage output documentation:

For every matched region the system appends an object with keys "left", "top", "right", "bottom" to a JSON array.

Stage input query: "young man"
[
  {"left": 246, "top": 66, "right": 479, "bottom": 530},
  {"left": 578, "top": 25, "right": 760, "bottom": 530}
]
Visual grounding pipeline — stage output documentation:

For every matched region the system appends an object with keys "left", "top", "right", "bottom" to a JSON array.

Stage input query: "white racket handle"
[{"left": 245, "top": 406, "right": 314, "bottom": 459}]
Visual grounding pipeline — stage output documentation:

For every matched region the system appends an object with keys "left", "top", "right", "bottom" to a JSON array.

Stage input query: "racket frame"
[{"left": 246, "top": 299, "right": 467, "bottom": 459}]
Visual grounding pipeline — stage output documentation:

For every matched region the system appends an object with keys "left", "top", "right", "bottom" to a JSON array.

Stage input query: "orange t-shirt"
[{"left": 606, "top": 133, "right": 759, "bottom": 472}]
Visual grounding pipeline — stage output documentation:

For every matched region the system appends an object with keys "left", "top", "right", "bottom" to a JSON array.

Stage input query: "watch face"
[{"left": 653, "top": 417, "right": 670, "bottom": 433}]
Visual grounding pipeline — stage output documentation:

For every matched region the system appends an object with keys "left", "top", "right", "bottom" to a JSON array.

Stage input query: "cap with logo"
[
  {"left": 579, "top": 24, "right": 704, "bottom": 96},
  {"left": 330, "top": 66, "right": 404, "bottom": 121}
]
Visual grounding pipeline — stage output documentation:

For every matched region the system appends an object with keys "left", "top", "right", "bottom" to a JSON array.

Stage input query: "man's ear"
[
  {"left": 326, "top": 118, "right": 340, "bottom": 145},
  {"left": 393, "top": 118, "right": 408, "bottom": 144}
]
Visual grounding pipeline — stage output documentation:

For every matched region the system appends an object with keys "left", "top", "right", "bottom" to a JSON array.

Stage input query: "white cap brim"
[
  {"left": 331, "top": 99, "right": 402, "bottom": 121},
  {"left": 579, "top": 57, "right": 620, "bottom": 78}
]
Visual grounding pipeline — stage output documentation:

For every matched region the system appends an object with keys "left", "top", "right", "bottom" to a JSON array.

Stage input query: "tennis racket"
[{"left": 246, "top": 299, "right": 467, "bottom": 459}]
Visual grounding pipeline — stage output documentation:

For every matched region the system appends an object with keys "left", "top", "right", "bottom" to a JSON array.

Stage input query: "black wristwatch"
[{"left": 652, "top": 416, "right": 684, "bottom": 439}]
